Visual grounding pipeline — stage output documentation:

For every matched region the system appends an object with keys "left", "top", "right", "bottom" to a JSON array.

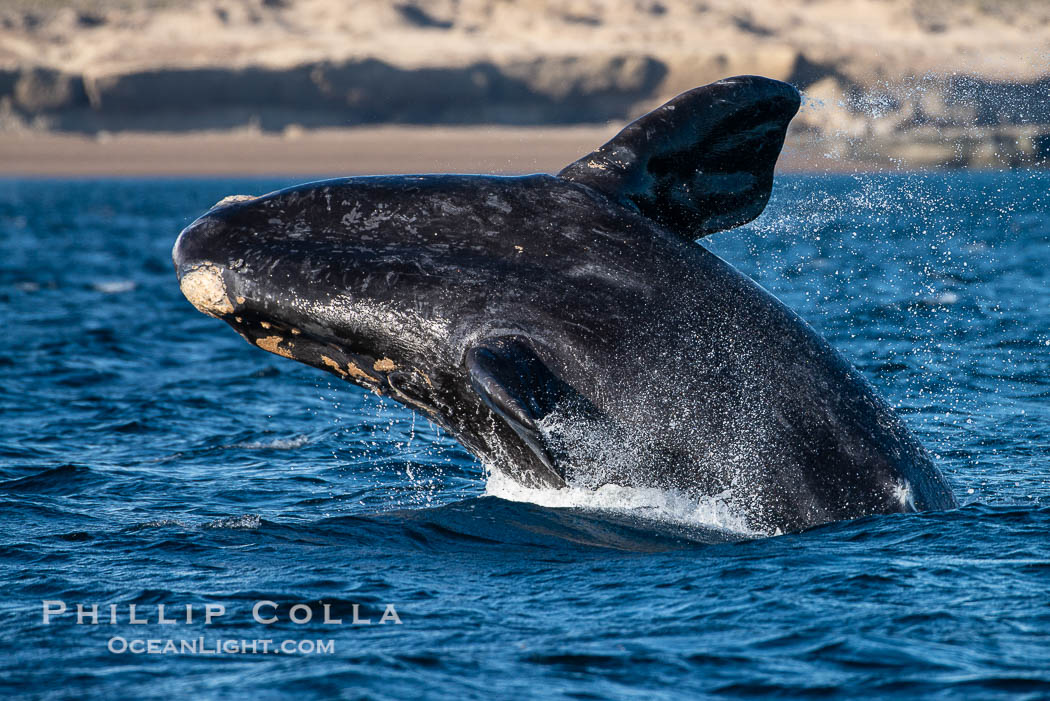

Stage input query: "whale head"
[{"left": 173, "top": 184, "right": 466, "bottom": 430}]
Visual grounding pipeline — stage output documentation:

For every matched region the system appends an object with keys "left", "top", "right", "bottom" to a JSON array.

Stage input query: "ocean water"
[{"left": 0, "top": 172, "right": 1047, "bottom": 699}]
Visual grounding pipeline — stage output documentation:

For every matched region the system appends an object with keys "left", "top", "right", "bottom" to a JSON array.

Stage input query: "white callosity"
[{"left": 179, "top": 263, "right": 234, "bottom": 318}]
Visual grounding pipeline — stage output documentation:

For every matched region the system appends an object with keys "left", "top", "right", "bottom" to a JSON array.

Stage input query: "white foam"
[
  {"left": 203, "top": 514, "right": 262, "bottom": 530},
  {"left": 894, "top": 479, "right": 917, "bottom": 511},
  {"left": 92, "top": 279, "right": 137, "bottom": 294},
  {"left": 233, "top": 435, "right": 310, "bottom": 450},
  {"left": 484, "top": 468, "right": 762, "bottom": 537}
]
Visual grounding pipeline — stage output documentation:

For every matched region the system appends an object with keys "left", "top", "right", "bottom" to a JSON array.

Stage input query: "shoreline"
[
  {"left": 0, "top": 127, "right": 890, "bottom": 177},
  {"left": 0, "top": 127, "right": 620, "bottom": 178}
]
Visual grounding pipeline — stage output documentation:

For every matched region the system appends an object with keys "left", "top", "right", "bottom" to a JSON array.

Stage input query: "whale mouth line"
[
  {"left": 232, "top": 311, "right": 382, "bottom": 382},
  {"left": 224, "top": 310, "right": 444, "bottom": 417}
]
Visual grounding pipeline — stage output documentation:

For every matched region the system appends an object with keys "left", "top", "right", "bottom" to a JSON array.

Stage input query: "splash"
[
  {"left": 203, "top": 514, "right": 262, "bottom": 530},
  {"left": 135, "top": 515, "right": 262, "bottom": 530},
  {"left": 484, "top": 468, "right": 763, "bottom": 537}
]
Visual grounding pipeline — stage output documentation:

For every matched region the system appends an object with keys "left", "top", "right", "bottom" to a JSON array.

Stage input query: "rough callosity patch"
[
  {"left": 256, "top": 335, "right": 294, "bottom": 358},
  {"left": 320, "top": 355, "right": 347, "bottom": 376},
  {"left": 179, "top": 263, "right": 234, "bottom": 317},
  {"left": 321, "top": 354, "right": 374, "bottom": 383},
  {"left": 345, "top": 361, "right": 374, "bottom": 381},
  {"left": 213, "top": 194, "right": 257, "bottom": 209},
  {"left": 373, "top": 358, "right": 397, "bottom": 372}
]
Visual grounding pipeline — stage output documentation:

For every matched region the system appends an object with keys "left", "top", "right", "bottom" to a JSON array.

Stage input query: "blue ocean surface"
[{"left": 0, "top": 172, "right": 1047, "bottom": 699}]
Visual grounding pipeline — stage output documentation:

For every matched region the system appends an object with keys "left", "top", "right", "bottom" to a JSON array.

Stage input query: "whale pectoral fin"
[
  {"left": 466, "top": 337, "right": 575, "bottom": 482},
  {"left": 558, "top": 75, "right": 800, "bottom": 240}
]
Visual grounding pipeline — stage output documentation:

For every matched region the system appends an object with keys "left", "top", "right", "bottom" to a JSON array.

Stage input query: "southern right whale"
[{"left": 173, "top": 75, "right": 956, "bottom": 533}]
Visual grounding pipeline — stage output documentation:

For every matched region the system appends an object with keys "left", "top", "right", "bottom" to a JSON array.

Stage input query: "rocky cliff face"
[{"left": 3, "top": 0, "right": 1049, "bottom": 167}]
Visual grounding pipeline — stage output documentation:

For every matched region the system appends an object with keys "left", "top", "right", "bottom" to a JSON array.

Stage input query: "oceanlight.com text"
[{"left": 107, "top": 636, "right": 336, "bottom": 655}]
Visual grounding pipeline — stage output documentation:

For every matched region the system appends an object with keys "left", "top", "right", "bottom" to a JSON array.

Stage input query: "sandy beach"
[
  {"left": 0, "top": 126, "right": 623, "bottom": 177},
  {"left": 0, "top": 125, "right": 855, "bottom": 177}
]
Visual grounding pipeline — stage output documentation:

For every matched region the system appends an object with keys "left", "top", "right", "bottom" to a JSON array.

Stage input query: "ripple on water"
[{"left": 0, "top": 174, "right": 1047, "bottom": 699}]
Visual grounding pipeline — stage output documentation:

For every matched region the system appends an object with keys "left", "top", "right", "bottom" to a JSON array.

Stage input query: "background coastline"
[
  {"left": 0, "top": 126, "right": 897, "bottom": 177},
  {"left": 3, "top": 0, "right": 1050, "bottom": 174}
]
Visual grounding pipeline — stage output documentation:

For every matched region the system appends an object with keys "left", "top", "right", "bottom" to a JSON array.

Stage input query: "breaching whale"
[{"left": 173, "top": 75, "right": 956, "bottom": 533}]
